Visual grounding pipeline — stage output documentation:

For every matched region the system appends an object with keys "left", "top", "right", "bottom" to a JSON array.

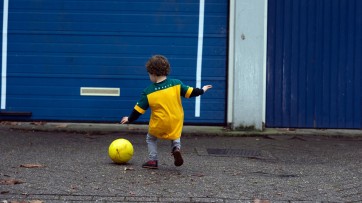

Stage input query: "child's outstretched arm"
[
  {"left": 189, "top": 85, "right": 213, "bottom": 97},
  {"left": 120, "top": 109, "right": 142, "bottom": 124}
]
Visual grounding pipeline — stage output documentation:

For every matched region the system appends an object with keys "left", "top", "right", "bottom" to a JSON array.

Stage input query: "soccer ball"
[{"left": 108, "top": 138, "right": 134, "bottom": 164}]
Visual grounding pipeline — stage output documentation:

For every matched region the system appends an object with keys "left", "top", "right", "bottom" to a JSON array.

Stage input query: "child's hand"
[
  {"left": 120, "top": 116, "right": 129, "bottom": 124},
  {"left": 202, "top": 85, "right": 213, "bottom": 92}
]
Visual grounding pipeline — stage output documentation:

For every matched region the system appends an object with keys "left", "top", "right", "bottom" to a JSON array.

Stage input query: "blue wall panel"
[
  {"left": 1, "top": 0, "right": 228, "bottom": 123},
  {"left": 267, "top": 0, "right": 362, "bottom": 128}
]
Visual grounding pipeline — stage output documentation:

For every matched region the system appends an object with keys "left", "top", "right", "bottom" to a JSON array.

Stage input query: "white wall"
[{"left": 228, "top": 0, "right": 267, "bottom": 130}]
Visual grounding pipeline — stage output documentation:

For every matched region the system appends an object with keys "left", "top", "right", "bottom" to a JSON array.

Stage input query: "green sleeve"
[
  {"left": 178, "top": 80, "right": 191, "bottom": 97},
  {"left": 135, "top": 91, "right": 149, "bottom": 112}
]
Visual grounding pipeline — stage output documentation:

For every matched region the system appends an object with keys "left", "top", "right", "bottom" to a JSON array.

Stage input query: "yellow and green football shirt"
[{"left": 130, "top": 78, "right": 202, "bottom": 140}]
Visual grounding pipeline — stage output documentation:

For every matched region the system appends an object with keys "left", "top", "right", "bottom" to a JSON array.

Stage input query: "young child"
[{"left": 121, "top": 55, "right": 212, "bottom": 169}]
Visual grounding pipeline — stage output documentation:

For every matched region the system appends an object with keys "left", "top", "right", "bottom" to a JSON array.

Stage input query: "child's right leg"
[
  {"left": 142, "top": 133, "right": 158, "bottom": 169},
  {"left": 171, "top": 139, "right": 183, "bottom": 167}
]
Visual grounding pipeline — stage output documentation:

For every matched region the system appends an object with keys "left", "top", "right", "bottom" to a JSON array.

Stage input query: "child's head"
[{"left": 146, "top": 55, "right": 170, "bottom": 76}]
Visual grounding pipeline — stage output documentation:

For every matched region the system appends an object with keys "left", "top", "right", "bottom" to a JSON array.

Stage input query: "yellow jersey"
[{"left": 133, "top": 79, "right": 193, "bottom": 140}]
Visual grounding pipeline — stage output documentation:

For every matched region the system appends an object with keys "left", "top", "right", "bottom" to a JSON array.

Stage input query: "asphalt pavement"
[{"left": 0, "top": 122, "right": 362, "bottom": 203}]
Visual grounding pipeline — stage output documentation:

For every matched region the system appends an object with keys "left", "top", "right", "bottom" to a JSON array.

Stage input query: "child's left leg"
[{"left": 142, "top": 133, "right": 158, "bottom": 169}]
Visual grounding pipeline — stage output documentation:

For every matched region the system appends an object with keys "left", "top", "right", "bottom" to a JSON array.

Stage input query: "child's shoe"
[
  {"left": 142, "top": 160, "right": 158, "bottom": 169},
  {"left": 172, "top": 147, "right": 184, "bottom": 166}
]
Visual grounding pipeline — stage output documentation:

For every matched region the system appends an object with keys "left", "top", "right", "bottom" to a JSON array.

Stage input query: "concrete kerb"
[{"left": 1, "top": 121, "right": 362, "bottom": 139}]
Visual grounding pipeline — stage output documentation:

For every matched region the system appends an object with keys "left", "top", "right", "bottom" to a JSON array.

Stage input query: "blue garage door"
[
  {"left": 267, "top": 0, "right": 362, "bottom": 128},
  {"left": 0, "top": 0, "right": 228, "bottom": 124}
]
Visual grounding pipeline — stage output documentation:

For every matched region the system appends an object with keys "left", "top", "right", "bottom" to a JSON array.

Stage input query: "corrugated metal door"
[
  {"left": 267, "top": 0, "right": 362, "bottom": 128},
  {"left": 0, "top": 0, "right": 227, "bottom": 123}
]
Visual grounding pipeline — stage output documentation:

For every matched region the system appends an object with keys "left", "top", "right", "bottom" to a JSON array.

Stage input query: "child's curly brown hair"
[{"left": 146, "top": 55, "right": 170, "bottom": 76}]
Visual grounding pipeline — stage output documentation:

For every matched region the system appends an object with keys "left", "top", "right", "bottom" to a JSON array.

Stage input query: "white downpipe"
[
  {"left": 262, "top": 0, "right": 268, "bottom": 127},
  {"left": 1, "top": 0, "right": 9, "bottom": 109},
  {"left": 227, "top": 0, "right": 235, "bottom": 125},
  {"left": 195, "top": 0, "right": 205, "bottom": 117}
]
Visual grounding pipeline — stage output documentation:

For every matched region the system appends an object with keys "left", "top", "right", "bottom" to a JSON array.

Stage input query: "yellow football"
[{"left": 108, "top": 138, "right": 134, "bottom": 164}]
